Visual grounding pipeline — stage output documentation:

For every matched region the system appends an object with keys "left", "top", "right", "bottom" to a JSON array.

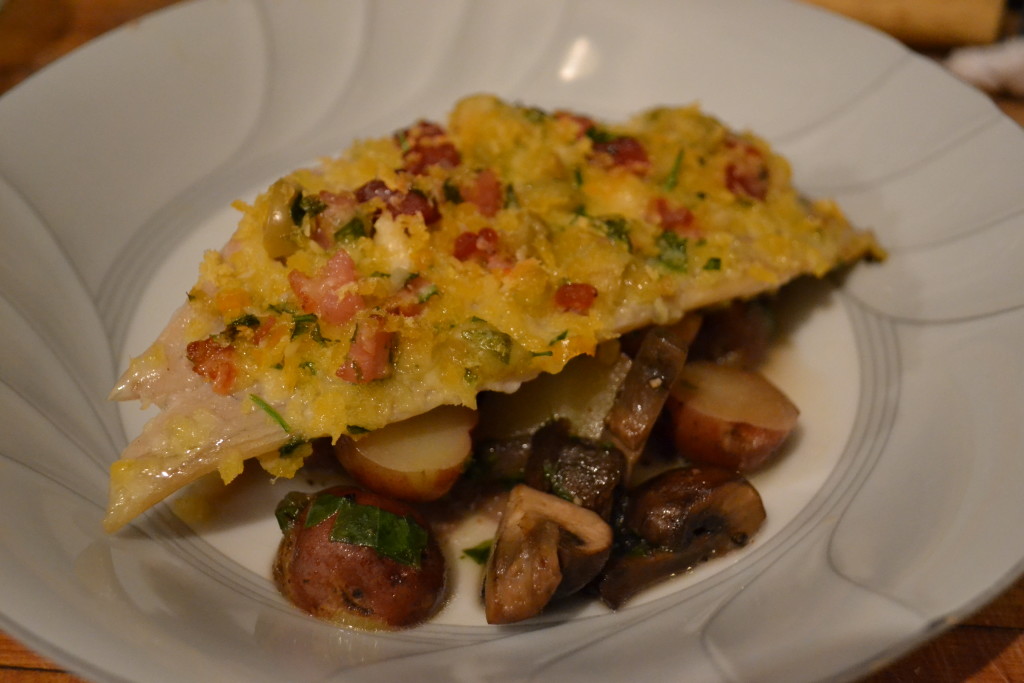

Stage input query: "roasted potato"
[{"left": 273, "top": 486, "right": 446, "bottom": 630}]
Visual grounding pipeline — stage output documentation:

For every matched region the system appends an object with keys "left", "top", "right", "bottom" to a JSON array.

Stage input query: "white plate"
[{"left": 2, "top": 1, "right": 1023, "bottom": 681}]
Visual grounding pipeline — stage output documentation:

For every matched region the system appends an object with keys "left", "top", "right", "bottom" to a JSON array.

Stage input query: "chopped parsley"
[
  {"left": 542, "top": 461, "right": 575, "bottom": 503},
  {"left": 291, "top": 313, "right": 331, "bottom": 344},
  {"left": 522, "top": 107, "right": 549, "bottom": 124},
  {"left": 703, "top": 257, "right": 722, "bottom": 271},
  {"left": 461, "top": 539, "right": 493, "bottom": 565},
  {"left": 462, "top": 319, "right": 512, "bottom": 364},
  {"left": 657, "top": 232, "right": 689, "bottom": 272},
  {"left": 334, "top": 217, "right": 366, "bottom": 242},
  {"left": 585, "top": 127, "right": 617, "bottom": 145},
  {"left": 274, "top": 491, "right": 310, "bottom": 531},
  {"left": 291, "top": 193, "right": 326, "bottom": 226},
  {"left": 304, "top": 492, "right": 429, "bottom": 567},
  {"left": 504, "top": 183, "right": 519, "bottom": 209},
  {"left": 417, "top": 283, "right": 440, "bottom": 304},
  {"left": 278, "top": 436, "right": 307, "bottom": 457},
  {"left": 599, "top": 216, "right": 632, "bottom": 248},
  {"left": 250, "top": 394, "right": 291, "bottom": 433},
  {"left": 442, "top": 179, "right": 463, "bottom": 204},
  {"left": 228, "top": 313, "right": 260, "bottom": 329},
  {"left": 663, "top": 149, "right": 684, "bottom": 190}
]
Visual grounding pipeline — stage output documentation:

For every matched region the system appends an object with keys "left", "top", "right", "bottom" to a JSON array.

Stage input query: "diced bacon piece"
[
  {"left": 724, "top": 138, "right": 769, "bottom": 201},
  {"left": 354, "top": 180, "right": 439, "bottom": 225},
  {"left": 650, "top": 197, "right": 699, "bottom": 237},
  {"left": 390, "top": 189, "right": 440, "bottom": 224},
  {"left": 252, "top": 316, "right": 279, "bottom": 346},
  {"left": 591, "top": 135, "right": 650, "bottom": 174},
  {"left": 288, "top": 249, "right": 364, "bottom": 326},
  {"left": 554, "top": 283, "right": 598, "bottom": 314},
  {"left": 462, "top": 169, "right": 503, "bottom": 218},
  {"left": 337, "top": 319, "right": 394, "bottom": 383},
  {"left": 355, "top": 179, "right": 394, "bottom": 204},
  {"left": 311, "top": 191, "right": 357, "bottom": 248},
  {"left": 389, "top": 275, "right": 437, "bottom": 317},
  {"left": 398, "top": 120, "right": 461, "bottom": 175},
  {"left": 453, "top": 231, "right": 481, "bottom": 261},
  {"left": 555, "top": 111, "right": 597, "bottom": 138},
  {"left": 454, "top": 227, "right": 503, "bottom": 266},
  {"left": 186, "top": 337, "right": 237, "bottom": 395},
  {"left": 405, "top": 143, "right": 460, "bottom": 175}
]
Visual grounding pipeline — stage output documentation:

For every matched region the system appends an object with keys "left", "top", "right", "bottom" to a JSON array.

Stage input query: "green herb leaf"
[
  {"left": 703, "top": 257, "right": 722, "bottom": 271},
  {"left": 290, "top": 194, "right": 305, "bottom": 226},
  {"left": 279, "top": 436, "right": 307, "bottom": 457},
  {"left": 442, "top": 180, "right": 463, "bottom": 204},
  {"left": 549, "top": 330, "right": 569, "bottom": 345},
  {"left": 417, "top": 284, "right": 440, "bottom": 304},
  {"left": 305, "top": 492, "right": 429, "bottom": 567},
  {"left": 334, "top": 217, "right": 366, "bottom": 243},
  {"left": 542, "top": 461, "right": 575, "bottom": 503},
  {"left": 250, "top": 394, "right": 291, "bottom": 433},
  {"left": 274, "top": 491, "right": 311, "bottom": 531},
  {"left": 600, "top": 216, "right": 632, "bottom": 248},
  {"left": 504, "top": 184, "right": 519, "bottom": 209},
  {"left": 657, "top": 232, "right": 689, "bottom": 272},
  {"left": 229, "top": 313, "right": 260, "bottom": 329},
  {"left": 291, "top": 313, "right": 331, "bottom": 344},
  {"left": 290, "top": 194, "right": 326, "bottom": 226},
  {"left": 461, "top": 539, "right": 493, "bottom": 565},
  {"left": 585, "top": 127, "right": 617, "bottom": 145},
  {"left": 347, "top": 425, "right": 370, "bottom": 435},
  {"left": 663, "top": 149, "right": 684, "bottom": 190},
  {"left": 522, "top": 107, "right": 549, "bottom": 124},
  {"left": 462, "top": 322, "right": 512, "bottom": 364}
]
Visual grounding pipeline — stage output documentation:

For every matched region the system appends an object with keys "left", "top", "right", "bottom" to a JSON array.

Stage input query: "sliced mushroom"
[
  {"left": 602, "top": 314, "right": 701, "bottom": 475},
  {"left": 484, "top": 484, "right": 613, "bottom": 624},
  {"left": 688, "top": 298, "right": 775, "bottom": 370},
  {"left": 524, "top": 419, "right": 625, "bottom": 521},
  {"left": 596, "top": 466, "right": 765, "bottom": 609}
]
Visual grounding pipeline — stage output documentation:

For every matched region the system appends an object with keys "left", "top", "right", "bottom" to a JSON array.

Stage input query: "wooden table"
[{"left": 1, "top": 1, "right": 1022, "bottom": 681}]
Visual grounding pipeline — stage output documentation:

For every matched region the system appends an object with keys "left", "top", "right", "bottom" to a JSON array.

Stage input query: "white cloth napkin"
[{"left": 946, "top": 37, "right": 1024, "bottom": 97}]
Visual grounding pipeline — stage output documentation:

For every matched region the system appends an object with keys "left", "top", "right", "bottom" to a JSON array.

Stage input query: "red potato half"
[
  {"left": 667, "top": 361, "right": 799, "bottom": 472},
  {"left": 335, "top": 406, "right": 478, "bottom": 502},
  {"left": 274, "top": 486, "right": 446, "bottom": 630}
]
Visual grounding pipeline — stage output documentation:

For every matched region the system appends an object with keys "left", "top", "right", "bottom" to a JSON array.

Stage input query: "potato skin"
[
  {"left": 667, "top": 362, "right": 798, "bottom": 472},
  {"left": 667, "top": 399, "right": 789, "bottom": 472},
  {"left": 273, "top": 486, "right": 446, "bottom": 630}
]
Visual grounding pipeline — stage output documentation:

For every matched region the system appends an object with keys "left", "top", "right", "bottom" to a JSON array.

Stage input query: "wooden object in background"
[{"left": 800, "top": 0, "right": 1006, "bottom": 47}]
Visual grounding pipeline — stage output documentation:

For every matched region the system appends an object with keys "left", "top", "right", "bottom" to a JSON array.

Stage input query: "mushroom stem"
[
  {"left": 484, "top": 485, "right": 613, "bottom": 624},
  {"left": 602, "top": 314, "right": 701, "bottom": 476}
]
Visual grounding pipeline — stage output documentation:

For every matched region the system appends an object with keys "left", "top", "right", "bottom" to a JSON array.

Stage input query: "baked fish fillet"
[{"left": 106, "top": 94, "right": 882, "bottom": 532}]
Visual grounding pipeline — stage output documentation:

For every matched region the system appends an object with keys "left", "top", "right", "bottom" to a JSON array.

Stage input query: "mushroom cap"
[{"left": 484, "top": 485, "right": 612, "bottom": 624}]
